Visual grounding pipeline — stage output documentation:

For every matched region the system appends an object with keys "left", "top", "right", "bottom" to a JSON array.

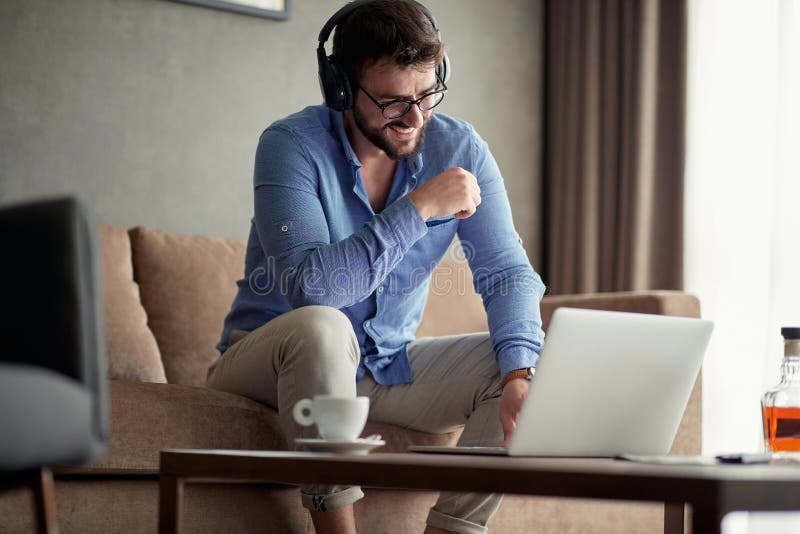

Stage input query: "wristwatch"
[{"left": 501, "top": 367, "right": 535, "bottom": 388}]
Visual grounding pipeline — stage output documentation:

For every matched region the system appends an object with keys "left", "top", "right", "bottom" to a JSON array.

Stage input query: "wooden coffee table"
[{"left": 158, "top": 449, "right": 800, "bottom": 534}]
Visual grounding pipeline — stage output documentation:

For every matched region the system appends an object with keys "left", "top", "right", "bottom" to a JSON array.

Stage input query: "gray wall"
[{"left": 0, "top": 0, "right": 542, "bottom": 264}]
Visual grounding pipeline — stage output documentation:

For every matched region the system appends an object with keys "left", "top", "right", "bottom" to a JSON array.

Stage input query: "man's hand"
[
  {"left": 500, "top": 378, "right": 531, "bottom": 447},
  {"left": 408, "top": 167, "right": 481, "bottom": 221}
]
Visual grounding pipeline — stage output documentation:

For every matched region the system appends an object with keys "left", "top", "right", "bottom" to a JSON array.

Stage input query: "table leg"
[
  {"left": 32, "top": 468, "right": 58, "bottom": 534},
  {"left": 158, "top": 475, "right": 184, "bottom": 534},
  {"left": 690, "top": 504, "right": 724, "bottom": 534},
  {"left": 664, "top": 502, "right": 685, "bottom": 534}
]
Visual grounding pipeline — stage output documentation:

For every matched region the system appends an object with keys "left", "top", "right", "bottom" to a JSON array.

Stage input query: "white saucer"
[{"left": 294, "top": 438, "right": 386, "bottom": 455}]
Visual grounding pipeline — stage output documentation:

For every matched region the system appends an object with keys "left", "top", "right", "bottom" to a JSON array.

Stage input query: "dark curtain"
[{"left": 541, "top": 0, "right": 687, "bottom": 294}]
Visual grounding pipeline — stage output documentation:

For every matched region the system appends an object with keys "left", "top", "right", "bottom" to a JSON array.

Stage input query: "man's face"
[{"left": 351, "top": 60, "right": 438, "bottom": 160}]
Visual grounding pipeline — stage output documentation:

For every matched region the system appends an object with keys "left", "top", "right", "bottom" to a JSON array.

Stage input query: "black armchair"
[{"left": 0, "top": 196, "right": 108, "bottom": 533}]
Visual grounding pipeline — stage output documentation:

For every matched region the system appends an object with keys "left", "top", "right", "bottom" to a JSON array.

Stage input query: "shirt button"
[
  {"left": 280, "top": 224, "right": 288, "bottom": 233},
  {"left": 364, "top": 320, "right": 371, "bottom": 329},
  {"left": 377, "top": 285, "right": 384, "bottom": 294},
  {"left": 364, "top": 356, "right": 370, "bottom": 364}
]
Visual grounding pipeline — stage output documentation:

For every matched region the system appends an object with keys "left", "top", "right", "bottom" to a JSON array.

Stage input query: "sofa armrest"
[{"left": 541, "top": 290, "right": 700, "bottom": 330}]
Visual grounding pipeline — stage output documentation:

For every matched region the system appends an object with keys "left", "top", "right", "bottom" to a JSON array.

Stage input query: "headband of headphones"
[{"left": 317, "top": 0, "right": 451, "bottom": 112}]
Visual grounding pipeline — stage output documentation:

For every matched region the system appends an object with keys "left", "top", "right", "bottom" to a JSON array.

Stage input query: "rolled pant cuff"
[
  {"left": 426, "top": 509, "right": 488, "bottom": 534},
  {"left": 300, "top": 486, "right": 364, "bottom": 512}
]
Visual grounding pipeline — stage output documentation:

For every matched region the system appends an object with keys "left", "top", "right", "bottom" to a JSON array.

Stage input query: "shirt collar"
[
  {"left": 331, "top": 110, "right": 362, "bottom": 169},
  {"left": 406, "top": 151, "right": 423, "bottom": 176}
]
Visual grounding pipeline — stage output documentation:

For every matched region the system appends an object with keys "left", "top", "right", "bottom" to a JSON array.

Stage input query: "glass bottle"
[{"left": 762, "top": 327, "right": 800, "bottom": 452}]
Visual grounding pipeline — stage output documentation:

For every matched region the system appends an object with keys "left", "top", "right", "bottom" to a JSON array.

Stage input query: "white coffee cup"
[{"left": 292, "top": 395, "right": 369, "bottom": 441}]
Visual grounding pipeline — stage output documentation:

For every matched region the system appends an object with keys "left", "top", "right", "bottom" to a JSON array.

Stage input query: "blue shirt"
[{"left": 217, "top": 105, "right": 546, "bottom": 385}]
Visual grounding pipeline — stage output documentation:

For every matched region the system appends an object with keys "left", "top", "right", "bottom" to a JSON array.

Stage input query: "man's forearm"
[{"left": 476, "top": 265, "right": 546, "bottom": 377}]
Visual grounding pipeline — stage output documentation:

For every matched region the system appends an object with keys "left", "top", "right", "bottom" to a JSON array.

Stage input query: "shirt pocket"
[
  {"left": 425, "top": 217, "right": 458, "bottom": 236},
  {"left": 425, "top": 216, "right": 456, "bottom": 228},
  {"left": 412, "top": 217, "right": 458, "bottom": 259}
]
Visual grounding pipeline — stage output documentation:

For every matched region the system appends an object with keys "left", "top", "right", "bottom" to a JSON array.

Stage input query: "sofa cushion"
[
  {"left": 416, "top": 259, "right": 488, "bottom": 337},
  {"left": 99, "top": 225, "right": 166, "bottom": 383},
  {"left": 71, "top": 380, "right": 459, "bottom": 473},
  {"left": 129, "top": 226, "right": 245, "bottom": 387},
  {"left": 77, "top": 380, "right": 284, "bottom": 471}
]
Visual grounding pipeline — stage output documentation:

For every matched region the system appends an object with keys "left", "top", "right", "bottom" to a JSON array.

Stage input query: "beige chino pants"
[{"left": 207, "top": 305, "right": 504, "bottom": 534}]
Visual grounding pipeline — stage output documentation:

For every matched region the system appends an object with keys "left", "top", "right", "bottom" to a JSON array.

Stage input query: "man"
[{"left": 208, "top": 1, "right": 546, "bottom": 533}]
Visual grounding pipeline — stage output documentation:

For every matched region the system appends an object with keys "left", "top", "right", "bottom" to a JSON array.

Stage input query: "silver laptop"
[{"left": 409, "top": 307, "right": 713, "bottom": 457}]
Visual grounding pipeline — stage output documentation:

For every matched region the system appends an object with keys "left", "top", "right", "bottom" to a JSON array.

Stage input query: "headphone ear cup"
[
  {"left": 438, "top": 52, "right": 451, "bottom": 84},
  {"left": 318, "top": 53, "right": 353, "bottom": 111}
]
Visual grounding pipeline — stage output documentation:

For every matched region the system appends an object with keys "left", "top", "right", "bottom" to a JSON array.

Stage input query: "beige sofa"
[{"left": 0, "top": 224, "right": 702, "bottom": 533}]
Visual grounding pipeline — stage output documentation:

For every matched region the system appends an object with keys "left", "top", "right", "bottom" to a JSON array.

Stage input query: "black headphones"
[{"left": 317, "top": 0, "right": 451, "bottom": 112}]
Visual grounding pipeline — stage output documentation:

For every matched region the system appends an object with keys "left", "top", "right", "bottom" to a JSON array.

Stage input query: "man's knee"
[
  {"left": 291, "top": 305, "right": 356, "bottom": 339},
  {"left": 287, "top": 306, "right": 359, "bottom": 362}
]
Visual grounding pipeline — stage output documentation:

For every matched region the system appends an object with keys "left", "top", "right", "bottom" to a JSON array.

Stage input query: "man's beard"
[{"left": 352, "top": 106, "right": 428, "bottom": 161}]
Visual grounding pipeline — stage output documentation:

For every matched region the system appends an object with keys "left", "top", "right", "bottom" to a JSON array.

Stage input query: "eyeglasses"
[{"left": 358, "top": 75, "right": 448, "bottom": 120}]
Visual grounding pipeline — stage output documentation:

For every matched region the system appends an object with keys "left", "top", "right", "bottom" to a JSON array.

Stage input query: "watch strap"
[{"left": 501, "top": 367, "right": 534, "bottom": 388}]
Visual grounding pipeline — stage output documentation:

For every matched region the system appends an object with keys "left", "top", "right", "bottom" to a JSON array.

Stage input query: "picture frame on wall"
[{"left": 171, "top": 0, "right": 290, "bottom": 20}]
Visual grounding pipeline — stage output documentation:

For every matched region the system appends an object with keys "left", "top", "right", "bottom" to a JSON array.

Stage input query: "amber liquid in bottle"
[
  {"left": 762, "top": 406, "right": 800, "bottom": 452},
  {"left": 762, "top": 328, "right": 800, "bottom": 453}
]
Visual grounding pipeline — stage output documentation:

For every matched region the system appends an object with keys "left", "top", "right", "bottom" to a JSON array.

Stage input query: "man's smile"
[{"left": 386, "top": 123, "right": 417, "bottom": 141}]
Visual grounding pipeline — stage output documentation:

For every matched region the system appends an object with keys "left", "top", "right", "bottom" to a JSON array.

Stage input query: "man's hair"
[{"left": 332, "top": 0, "right": 446, "bottom": 86}]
